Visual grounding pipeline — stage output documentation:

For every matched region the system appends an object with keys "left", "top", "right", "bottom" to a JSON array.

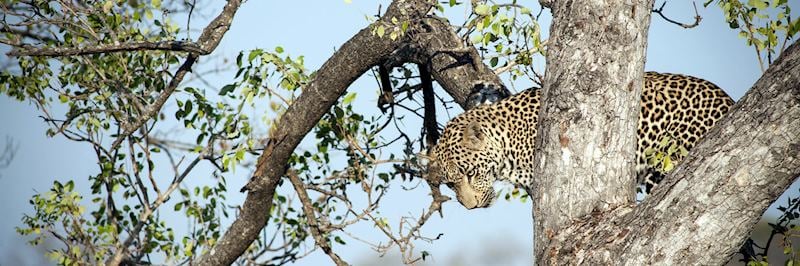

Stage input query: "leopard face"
[
  {"left": 430, "top": 89, "right": 540, "bottom": 209},
  {"left": 430, "top": 72, "right": 734, "bottom": 209}
]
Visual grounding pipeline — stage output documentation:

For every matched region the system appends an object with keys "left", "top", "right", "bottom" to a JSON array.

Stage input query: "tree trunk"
[
  {"left": 534, "top": 1, "right": 800, "bottom": 263},
  {"left": 532, "top": 0, "right": 654, "bottom": 258},
  {"left": 538, "top": 40, "right": 800, "bottom": 265}
]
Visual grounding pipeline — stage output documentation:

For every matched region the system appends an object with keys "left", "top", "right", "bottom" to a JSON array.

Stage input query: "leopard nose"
[{"left": 456, "top": 192, "right": 480, "bottom": 209}]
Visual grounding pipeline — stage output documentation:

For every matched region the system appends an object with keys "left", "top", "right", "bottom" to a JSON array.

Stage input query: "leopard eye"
[{"left": 466, "top": 168, "right": 477, "bottom": 182}]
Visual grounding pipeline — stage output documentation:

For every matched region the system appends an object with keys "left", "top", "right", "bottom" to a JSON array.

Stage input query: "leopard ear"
[{"left": 462, "top": 121, "right": 485, "bottom": 150}]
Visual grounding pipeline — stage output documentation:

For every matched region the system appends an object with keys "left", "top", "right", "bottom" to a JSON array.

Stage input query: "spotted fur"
[{"left": 429, "top": 72, "right": 734, "bottom": 209}]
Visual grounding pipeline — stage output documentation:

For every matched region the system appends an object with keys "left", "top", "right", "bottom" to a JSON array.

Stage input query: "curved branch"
[
  {"left": 200, "top": 0, "right": 508, "bottom": 263},
  {"left": 198, "top": 1, "right": 430, "bottom": 264}
]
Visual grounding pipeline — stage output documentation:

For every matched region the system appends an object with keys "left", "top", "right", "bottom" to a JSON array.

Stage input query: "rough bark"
[
  {"left": 531, "top": 0, "right": 654, "bottom": 257},
  {"left": 405, "top": 17, "right": 507, "bottom": 107},
  {"left": 198, "top": 0, "right": 503, "bottom": 264},
  {"left": 539, "top": 40, "right": 800, "bottom": 265}
]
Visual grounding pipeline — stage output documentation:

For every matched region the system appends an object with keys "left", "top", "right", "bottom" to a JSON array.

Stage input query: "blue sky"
[{"left": 0, "top": 1, "right": 798, "bottom": 265}]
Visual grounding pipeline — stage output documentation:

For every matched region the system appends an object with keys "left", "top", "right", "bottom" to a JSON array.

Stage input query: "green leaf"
[
  {"left": 103, "top": 1, "right": 114, "bottom": 13},
  {"left": 152, "top": 0, "right": 161, "bottom": 8},
  {"left": 248, "top": 49, "right": 262, "bottom": 61},
  {"left": 470, "top": 34, "right": 483, "bottom": 44},
  {"left": 475, "top": 4, "right": 490, "bottom": 16},
  {"left": 377, "top": 25, "right": 385, "bottom": 37},
  {"left": 342, "top": 92, "right": 357, "bottom": 105},
  {"left": 334, "top": 236, "right": 346, "bottom": 245},
  {"left": 663, "top": 156, "right": 674, "bottom": 172},
  {"left": 748, "top": 0, "right": 767, "bottom": 10},
  {"left": 219, "top": 84, "right": 236, "bottom": 95}
]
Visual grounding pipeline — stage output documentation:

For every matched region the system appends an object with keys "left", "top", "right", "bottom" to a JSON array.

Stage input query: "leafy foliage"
[
  {"left": 446, "top": 1, "right": 546, "bottom": 85},
  {"left": 706, "top": 0, "right": 800, "bottom": 70},
  {"left": 644, "top": 135, "right": 689, "bottom": 174}
]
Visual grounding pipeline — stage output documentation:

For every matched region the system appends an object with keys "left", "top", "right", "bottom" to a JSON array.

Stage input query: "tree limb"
[
  {"left": 0, "top": 26, "right": 58, "bottom": 44},
  {"left": 202, "top": 0, "right": 508, "bottom": 263},
  {"left": 199, "top": 0, "right": 422, "bottom": 263}
]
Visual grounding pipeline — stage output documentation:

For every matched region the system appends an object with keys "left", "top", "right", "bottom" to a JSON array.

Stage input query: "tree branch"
[
  {"left": 7, "top": 0, "right": 238, "bottom": 58},
  {"left": 652, "top": 1, "right": 702, "bottom": 29},
  {"left": 199, "top": 0, "right": 420, "bottom": 263},
  {"left": 107, "top": 154, "right": 205, "bottom": 265},
  {"left": 107, "top": 0, "right": 242, "bottom": 152},
  {"left": 287, "top": 170, "right": 347, "bottom": 266},
  {"left": 8, "top": 40, "right": 208, "bottom": 57},
  {"left": 0, "top": 26, "right": 58, "bottom": 44},
  {"left": 202, "top": 0, "right": 507, "bottom": 263}
]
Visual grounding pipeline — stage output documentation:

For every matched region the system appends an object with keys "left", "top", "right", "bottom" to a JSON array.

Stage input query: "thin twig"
[{"left": 652, "top": 1, "right": 702, "bottom": 29}]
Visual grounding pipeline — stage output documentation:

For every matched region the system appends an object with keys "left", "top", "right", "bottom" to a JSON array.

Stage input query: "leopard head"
[{"left": 429, "top": 114, "right": 503, "bottom": 209}]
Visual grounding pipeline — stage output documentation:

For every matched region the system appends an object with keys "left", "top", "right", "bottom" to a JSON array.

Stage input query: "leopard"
[{"left": 428, "top": 72, "right": 735, "bottom": 209}]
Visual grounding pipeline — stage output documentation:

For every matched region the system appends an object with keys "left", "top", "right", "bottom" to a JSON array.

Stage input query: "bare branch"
[
  {"left": 287, "top": 170, "right": 348, "bottom": 266},
  {"left": 652, "top": 1, "right": 702, "bottom": 29}
]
